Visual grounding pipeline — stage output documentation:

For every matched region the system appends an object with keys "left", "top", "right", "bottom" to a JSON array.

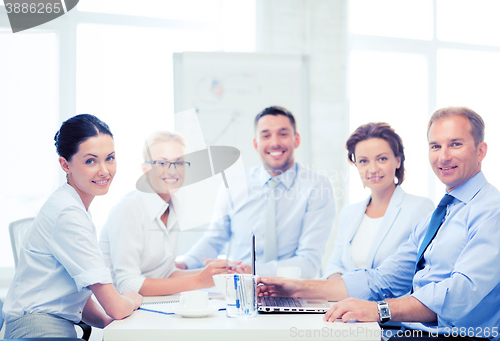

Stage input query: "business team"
[{"left": 2, "top": 106, "right": 499, "bottom": 340}]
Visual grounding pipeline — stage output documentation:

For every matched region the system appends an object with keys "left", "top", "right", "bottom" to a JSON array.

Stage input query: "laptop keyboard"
[{"left": 262, "top": 296, "right": 303, "bottom": 307}]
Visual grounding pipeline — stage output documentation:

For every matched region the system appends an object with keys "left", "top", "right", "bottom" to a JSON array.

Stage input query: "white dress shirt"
[
  {"left": 99, "top": 190, "right": 179, "bottom": 293},
  {"left": 324, "top": 186, "right": 434, "bottom": 278},
  {"left": 182, "top": 163, "right": 336, "bottom": 278},
  {"left": 350, "top": 215, "right": 382, "bottom": 269},
  {"left": 3, "top": 183, "right": 112, "bottom": 324}
]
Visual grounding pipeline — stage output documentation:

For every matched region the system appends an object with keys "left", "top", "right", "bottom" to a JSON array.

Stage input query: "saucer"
[{"left": 172, "top": 305, "right": 219, "bottom": 318}]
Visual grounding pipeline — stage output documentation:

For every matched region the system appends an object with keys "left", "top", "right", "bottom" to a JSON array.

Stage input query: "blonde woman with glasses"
[{"left": 99, "top": 131, "right": 230, "bottom": 296}]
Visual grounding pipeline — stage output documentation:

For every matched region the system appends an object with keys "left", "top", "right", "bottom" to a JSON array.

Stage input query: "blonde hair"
[{"left": 142, "top": 131, "right": 186, "bottom": 162}]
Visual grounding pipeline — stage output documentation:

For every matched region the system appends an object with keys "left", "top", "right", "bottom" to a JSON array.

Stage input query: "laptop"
[{"left": 251, "top": 233, "right": 332, "bottom": 314}]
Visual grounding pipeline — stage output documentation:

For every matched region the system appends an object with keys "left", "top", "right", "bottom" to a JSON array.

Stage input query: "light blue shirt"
[
  {"left": 343, "top": 172, "right": 500, "bottom": 338},
  {"left": 182, "top": 163, "right": 336, "bottom": 278},
  {"left": 2, "top": 183, "right": 112, "bottom": 324}
]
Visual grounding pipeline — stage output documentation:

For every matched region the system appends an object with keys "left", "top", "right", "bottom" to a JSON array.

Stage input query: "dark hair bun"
[{"left": 54, "top": 114, "right": 113, "bottom": 161}]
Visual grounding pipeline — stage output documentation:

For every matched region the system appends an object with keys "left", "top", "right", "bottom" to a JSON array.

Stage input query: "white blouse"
[
  {"left": 99, "top": 190, "right": 179, "bottom": 293},
  {"left": 3, "top": 183, "right": 112, "bottom": 324},
  {"left": 350, "top": 214, "right": 383, "bottom": 269}
]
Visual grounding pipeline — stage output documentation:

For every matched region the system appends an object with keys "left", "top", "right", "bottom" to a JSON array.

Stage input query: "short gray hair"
[{"left": 427, "top": 106, "right": 485, "bottom": 147}]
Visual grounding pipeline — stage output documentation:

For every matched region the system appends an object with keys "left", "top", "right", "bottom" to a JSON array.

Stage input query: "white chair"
[
  {"left": 8, "top": 217, "right": 92, "bottom": 340},
  {"left": 8, "top": 217, "right": 35, "bottom": 268}
]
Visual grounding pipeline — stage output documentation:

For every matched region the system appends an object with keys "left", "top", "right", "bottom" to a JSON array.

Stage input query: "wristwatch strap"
[{"left": 377, "top": 300, "right": 391, "bottom": 323}]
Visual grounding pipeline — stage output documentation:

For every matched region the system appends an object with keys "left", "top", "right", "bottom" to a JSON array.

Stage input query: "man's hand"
[
  {"left": 175, "top": 262, "right": 187, "bottom": 270},
  {"left": 256, "top": 277, "right": 303, "bottom": 297},
  {"left": 323, "top": 297, "right": 378, "bottom": 323},
  {"left": 234, "top": 264, "right": 251, "bottom": 274},
  {"left": 203, "top": 258, "right": 219, "bottom": 266}
]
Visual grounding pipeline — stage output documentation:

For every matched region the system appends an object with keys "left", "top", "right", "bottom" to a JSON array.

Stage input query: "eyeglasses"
[{"left": 145, "top": 160, "right": 191, "bottom": 169}]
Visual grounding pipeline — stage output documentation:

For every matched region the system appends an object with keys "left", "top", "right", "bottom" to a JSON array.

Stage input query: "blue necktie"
[{"left": 415, "top": 194, "right": 454, "bottom": 272}]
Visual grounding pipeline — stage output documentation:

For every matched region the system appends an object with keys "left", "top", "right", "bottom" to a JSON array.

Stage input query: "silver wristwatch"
[{"left": 377, "top": 300, "right": 391, "bottom": 323}]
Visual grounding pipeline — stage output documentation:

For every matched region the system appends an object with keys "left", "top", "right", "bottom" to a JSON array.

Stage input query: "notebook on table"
[{"left": 250, "top": 232, "right": 331, "bottom": 314}]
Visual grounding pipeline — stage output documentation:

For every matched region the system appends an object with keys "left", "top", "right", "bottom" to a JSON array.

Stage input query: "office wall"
[
  {"left": 0, "top": 0, "right": 348, "bottom": 283},
  {"left": 256, "top": 0, "right": 349, "bottom": 269}
]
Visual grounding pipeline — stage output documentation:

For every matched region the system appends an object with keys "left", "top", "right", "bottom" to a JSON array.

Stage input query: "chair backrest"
[
  {"left": 0, "top": 298, "right": 4, "bottom": 332},
  {"left": 8, "top": 217, "right": 35, "bottom": 268}
]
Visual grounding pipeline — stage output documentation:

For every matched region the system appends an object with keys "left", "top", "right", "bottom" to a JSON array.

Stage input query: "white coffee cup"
[
  {"left": 179, "top": 291, "right": 209, "bottom": 310},
  {"left": 277, "top": 266, "right": 301, "bottom": 279},
  {"left": 212, "top": 274, "right": 232, "bottom": 295}
]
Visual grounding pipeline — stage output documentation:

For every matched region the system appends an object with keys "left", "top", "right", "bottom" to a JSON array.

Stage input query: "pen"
[
  {"left": 138, "top": 307, "right": 226, "bottom": 315},
  {"left": 234, "top": 274, "right": 240, "bottom": 310},
  {"left": 138, "top": 307, "right": 174, "bottom": 315},
  {"left": 251, "top": 232, "right": 256, "bottom": 276}
]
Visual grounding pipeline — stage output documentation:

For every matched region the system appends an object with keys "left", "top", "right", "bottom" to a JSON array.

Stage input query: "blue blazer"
[{"left": 324, "top": 186, "right": 434, "bottom": 277}]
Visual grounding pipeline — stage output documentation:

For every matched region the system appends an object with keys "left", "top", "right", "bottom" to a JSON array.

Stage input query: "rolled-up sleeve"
[{"left": 51, "top": 207, "right": 111, "bottom": 292}]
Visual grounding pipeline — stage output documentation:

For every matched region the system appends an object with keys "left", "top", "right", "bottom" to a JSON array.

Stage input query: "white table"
[{"left": 104, "top": 294, "right": 381, "bottom": 341}]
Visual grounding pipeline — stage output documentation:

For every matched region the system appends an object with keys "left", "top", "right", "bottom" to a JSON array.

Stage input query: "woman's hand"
[
  {"left": 197, "top": 260, "right": 231, "bottom": 287},
  {"left": 90, "top": 283, "right": 143, "bottom": 321},
  {"left": 121, "top": 290, "right": 143, "bottom": 310}
]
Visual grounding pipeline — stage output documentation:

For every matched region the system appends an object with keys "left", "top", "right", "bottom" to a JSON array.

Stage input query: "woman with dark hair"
[
  {"left": 325, "top": 122, "right": 434, "bottom": 279},
  {"left": 2, "top": 114, "right": 142, "bottom": 339}
]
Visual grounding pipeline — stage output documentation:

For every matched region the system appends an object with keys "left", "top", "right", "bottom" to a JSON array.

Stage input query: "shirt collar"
[
  {"left": 63, "top": 182, "right": 89, "bottom": 214},
  {"left": 448, "top": 171, "right": 488, "bottom": 205},
  {"left": 258, "top": 162, "right": 298, "bottom": 190},
  {"left": 137, "top": 182, "right": 170, "bottom": 222}
]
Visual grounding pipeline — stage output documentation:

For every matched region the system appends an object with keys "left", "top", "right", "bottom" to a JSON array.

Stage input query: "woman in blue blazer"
[{"left": 325, "top": 123, "right": 434, "bottom": 279}]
